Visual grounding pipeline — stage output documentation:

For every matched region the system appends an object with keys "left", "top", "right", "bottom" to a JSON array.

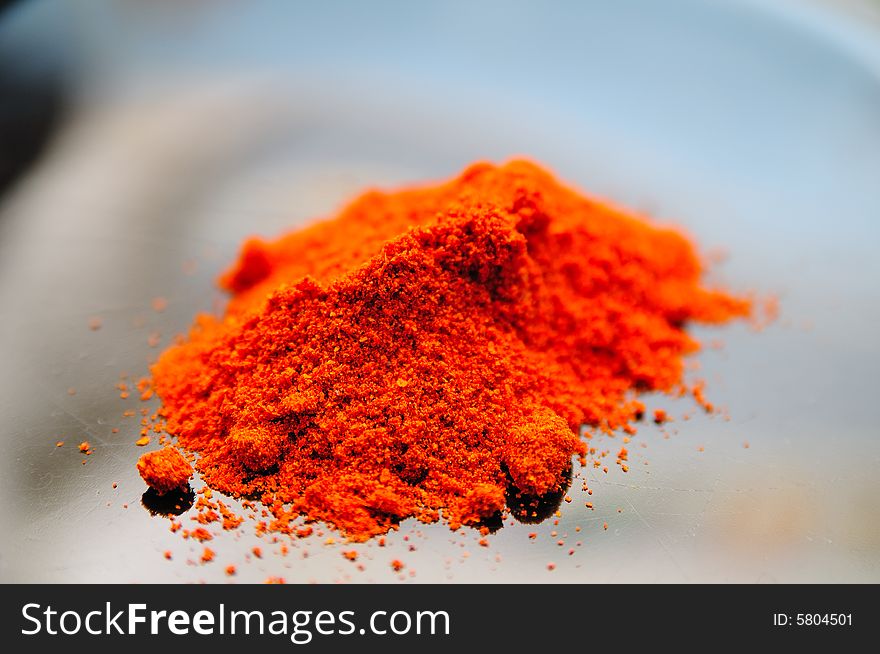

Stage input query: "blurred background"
[{"left": 0, "top": 0, "right": 878, "bottom": 583}]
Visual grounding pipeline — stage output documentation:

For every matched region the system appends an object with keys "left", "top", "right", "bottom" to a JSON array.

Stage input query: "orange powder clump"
[
  {"left": 148, "top": 160, "right": 750, "bottom": 541},
  {"left": 136, "top": 447, "right": 193, "bottom": 495}
]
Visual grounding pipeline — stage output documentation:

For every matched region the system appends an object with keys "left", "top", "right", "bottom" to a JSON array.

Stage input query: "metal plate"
[{"left": 1, "top": 0, "right": 878, "bottom": 582}]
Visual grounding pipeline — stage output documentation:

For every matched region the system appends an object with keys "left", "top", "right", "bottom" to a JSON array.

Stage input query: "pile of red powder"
[{"left": 141, "top": 160, "right": 750, "bottom": 541}]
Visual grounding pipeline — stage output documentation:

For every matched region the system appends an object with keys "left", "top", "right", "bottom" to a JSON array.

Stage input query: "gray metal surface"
[{"left": 0, "top": 0, "right": 878, "bottom": 582}]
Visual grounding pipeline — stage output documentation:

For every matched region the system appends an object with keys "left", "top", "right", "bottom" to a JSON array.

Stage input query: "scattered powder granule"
[{"left": 136, "top": 447, "right": 193, "bottom": 495}]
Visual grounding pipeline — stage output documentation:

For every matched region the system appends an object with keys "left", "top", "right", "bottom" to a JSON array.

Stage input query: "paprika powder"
[{"left": 141, "top": 160, "right": 750, "bottom": 541}]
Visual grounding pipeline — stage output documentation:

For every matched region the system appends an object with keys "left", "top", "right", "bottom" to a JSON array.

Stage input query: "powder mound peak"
[{"left": 150, "top": 160, "right": 750, "bottom": 540}]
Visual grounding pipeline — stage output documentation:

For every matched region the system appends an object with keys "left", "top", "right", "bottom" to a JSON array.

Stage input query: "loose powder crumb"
[
  {"left": 142, "top": 160, "right": 752, "bottom": 543},
  {"left": 136, "top": 447, "right": 193, "bottom": 495}
]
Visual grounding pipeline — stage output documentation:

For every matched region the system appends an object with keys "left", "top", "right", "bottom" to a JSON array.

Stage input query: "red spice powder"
[
  {"left": 147, "top": 160, "right": 750, "bottom": 541},
  {"left": 137, "top": 447, "right": 193, "bottom": 495}
]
